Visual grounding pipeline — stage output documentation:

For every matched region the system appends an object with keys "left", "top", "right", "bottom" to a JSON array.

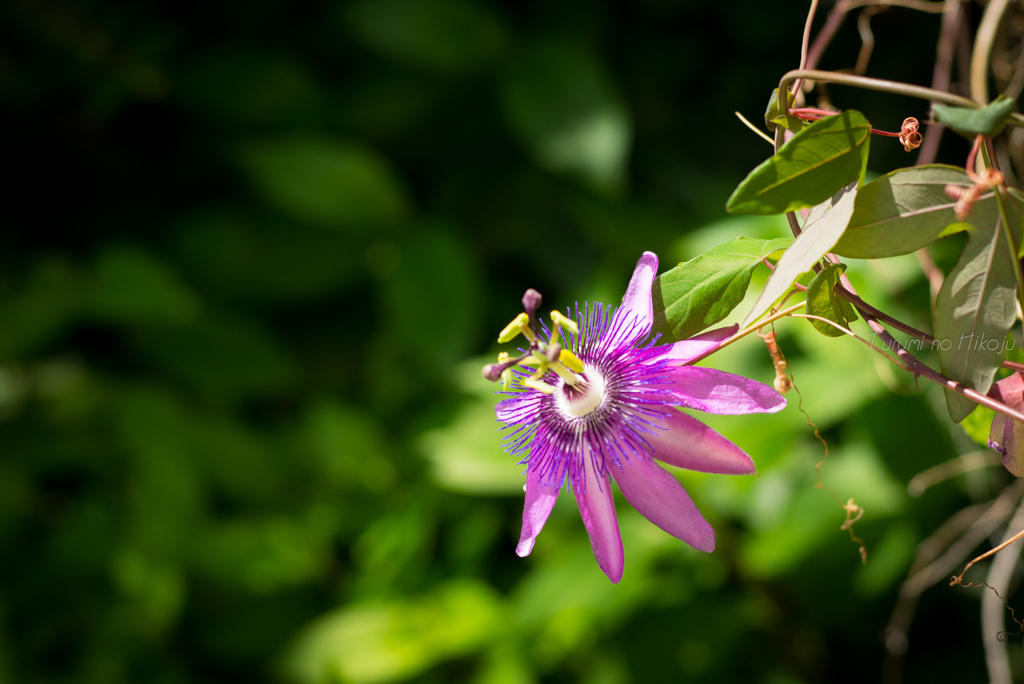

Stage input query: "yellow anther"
[
  {"left": 497, "top": 351, "right": 510, "bottom": 364},
  {"left": 550, "top": 310, "right": 579, "bottom": 335},
  {"left": 559, "top": 349, "right": 584, "bottom": 373},
  {"left": 498, "top": 313, "right": 536, "bottom": 343}
]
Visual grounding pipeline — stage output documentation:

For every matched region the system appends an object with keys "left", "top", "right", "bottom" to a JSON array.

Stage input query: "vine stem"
[
  {"left": 778, "top": 69, "right": 1024, "bottom": 128},
  {"left": 792, "top": 0, "right": 820, "bottom": 96},
  {"left": 970, "top": 0, "right": 1013, "bottom": 104},
  {"left": 804, "top": 0, "right": 948, "bottom": 74}
]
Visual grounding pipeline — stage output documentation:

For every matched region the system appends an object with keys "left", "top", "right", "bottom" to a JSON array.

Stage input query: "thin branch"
[
  {"left": 844, "top": 0, "right": 947, "bottom": 12},
  {"left": 781, "top": 68, "right": 974, "bottom": 108},
  {"left": 734, "top": 111, "right": 775, "bottom": 144},
  {"left": 907, "top": 451, "right": 1003, "bottom": 497},
  {"left": 901, "top": 479, "right": 1024, "bottom": 598},
  {"left": 791, "top": 313, "right": 911, "bottom": 369},
  {"left": 915, "top": 0, "right": 962, "bottom": 169},
  {"left": 970, "top": 0, "right": 1013, "bottom": 104},
  {"left": 828, "top": 270, "right": 1024, "bottom": 423},
  {"left": 793, "top": 0, "right": 821, "bottom": 96},
  {"left": 981, "top": 501, "right": 1024, "bottom": 684},
  {"left": 952, "top": 526, "right": 1024, "bottom": 586},
  {"left": 682, "top": 301, "right": 808, "bottom": 367},
  {"left": 805, "top": 0, "right": 952, "bottom": 74},
  {"left": 832, "top": 286, "right": 934, "bottom": 342},
  {"left": 855, "top": 7, "right": 885, "bottom": 76}
]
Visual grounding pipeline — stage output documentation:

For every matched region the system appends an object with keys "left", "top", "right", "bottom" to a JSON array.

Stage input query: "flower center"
[{"left": 556, "top": 368, "right": 606, "bottom": 418}]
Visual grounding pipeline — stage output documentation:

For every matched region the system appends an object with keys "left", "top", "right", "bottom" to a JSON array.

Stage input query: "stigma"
[{"left": 556, "top": 370, "right": 606, "bottom": 418}]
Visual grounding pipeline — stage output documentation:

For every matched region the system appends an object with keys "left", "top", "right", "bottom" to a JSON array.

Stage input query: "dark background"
[{"left": 0, "top": 1, "right": 1009, "bottom": 683}]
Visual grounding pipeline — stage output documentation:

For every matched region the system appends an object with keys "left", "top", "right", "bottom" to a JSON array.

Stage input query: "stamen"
[
  {"left": 497, "top": 312, "right": 537, "bottom": 343},
  {"left": 524, "top": 376, "right": 556, "bottom": 394},
  {"left": 549, "top": 361, "right": 581, "bottom": 386},
  {"left": 550, "top": 310, "right": 579, "bottom": 336}
]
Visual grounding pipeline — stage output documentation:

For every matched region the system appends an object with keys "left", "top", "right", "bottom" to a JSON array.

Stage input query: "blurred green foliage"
[{"left": 0, "top": 1, "right": 1010, "bottom": 683}]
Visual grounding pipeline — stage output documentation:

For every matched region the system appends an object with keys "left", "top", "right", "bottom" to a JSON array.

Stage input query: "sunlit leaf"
[
  {"left": 284, "top": 580, "right": 502, "bottom": 684},
  {"left": 346, "top": 0, "right": 509, "bottom": 72},
  {"left": 193, "top": 513, "right": 337, "bottom": 593},
  {"left": 833, "top": 165, "right": 982, "bottom": 258},
  {"left": 804, "top": 263, "right": 857, "bottom": 337},
  {"left": 240, "top": 137, "right": 408, "bottom": 230},
  {"left": 500, "top": 39, "right": 631, "bottom": 190},
  {"left": 932, "top": 95, "right": 1014, "bottom": 138},
  {"left": 959, "top": 403, "right": 997, "bottom": 446},
  {"left": 650, "top": 236, "right": 791, "bottom": 342},
  {"left": 743, "top": 182, "right": 858, "bottom": 326},
  {"left": 726, "top": 111, "right": 870, "bottom": 215},
  {"left": 935, "top": 199, "right": 1020, "bottom": 422}
]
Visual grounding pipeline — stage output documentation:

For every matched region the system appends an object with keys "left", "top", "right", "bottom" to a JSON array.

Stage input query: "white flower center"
[{"left": 556, "top": 369, "right": 606, "bottom": 418}]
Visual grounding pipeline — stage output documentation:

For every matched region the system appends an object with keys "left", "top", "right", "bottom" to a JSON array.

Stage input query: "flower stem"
[{"left": 683, "top": 301, "right": 808, "bottom": 367}]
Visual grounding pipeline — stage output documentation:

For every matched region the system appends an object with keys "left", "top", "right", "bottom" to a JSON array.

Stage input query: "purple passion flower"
[{"left": 487, "top": 252, "right": 786, "bottom": 583}]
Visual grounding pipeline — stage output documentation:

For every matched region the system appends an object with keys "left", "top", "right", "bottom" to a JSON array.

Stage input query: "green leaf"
[
  {"left": 240, "top": 137, "right": 408, "bottom": 230},
  {"left": 932, "top": 95, "right": 1014, "bottom": 138},
  {"left": 173, "top": 211, "right": 361, "bottom": 304},
  {"left": 649, "top": 236, "right": 792, "bottom": 342},
  {"left": 136, "top": 316, "right": 299, "bottom": 400},
  {"left": 805, "top": 263, "right": 858, "bottom": 337},
  {"left": 960, "top": 403, "right": 997, "bottom": 446},
  {"left": 934, "top": 200, "right": 1019, "bottom": 422},
  {"left": 87, "top": 247, "right": 201, "bottom": 327},
  {"left": 345, "top": 0, "right": 509, "bottom": 73},
  {"left": 743, "top": 182, "right": 858, "bottom": 326},
  {"left": 833, "top": 165, "right": 985, "bottom": 258},
  {"left": 383, "top": 228, "right": 482, "bottom": 368},
  {"left": 0, "top": 258, "right": 82, "bottom": 358},
  {"left": 176, "top": 51, "right": 321, "bottom": 127},
  {"left": 1007, "top": 188, "right": 1024, "bottom": 258},
  {"left": 726, "top": 111, "right": 871, "bottom": 215},
  {"left": 500, "top": 39, "right": 631, "bottom": 190},
  {"left": 763, "top": 88, "right": 804, "bottom": 133},
  {"left": 284, "top": 580, "right": 502, "bottom": 684}
]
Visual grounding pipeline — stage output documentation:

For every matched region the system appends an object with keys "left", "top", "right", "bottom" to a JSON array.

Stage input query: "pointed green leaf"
[
  {"left": 743, "top": 181, "right": 858, "bottom": 326},
  {"left": 833, "top": 165, "right": 989, "bottom": 258},
  {"left": 726, "top": 111, "right": 870, "bottom": 215},
  {"left": 932, "top": 95, "right": 1014, "bottom": 138},
  {"left": 935, "top": 199, "right": 1019, "bottom": 422},
  {"left": 805, "top": 263, "right": 858, "bottom": 337},
  {"left": 650, "top": 237, "right": 792, "bottom": 343}
]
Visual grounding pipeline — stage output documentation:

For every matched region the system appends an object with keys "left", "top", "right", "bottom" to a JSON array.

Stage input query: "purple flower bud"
[
  {"left": 481, "top": 364, "right": 504, "bottom": 382},
  {"left": 522, "top": 289, "right": 543, "bottom": 316}
]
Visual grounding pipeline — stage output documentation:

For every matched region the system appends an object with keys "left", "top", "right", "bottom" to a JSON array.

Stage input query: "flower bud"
[
  {"left": 481, "top": 364, "right": 504, "bottom": 381},
  {"left": 522, "top": 289, "right": 543, "bottom": 316},
  {"left": 989, "top": 373, "right": 1024, "bottom": 476}
]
